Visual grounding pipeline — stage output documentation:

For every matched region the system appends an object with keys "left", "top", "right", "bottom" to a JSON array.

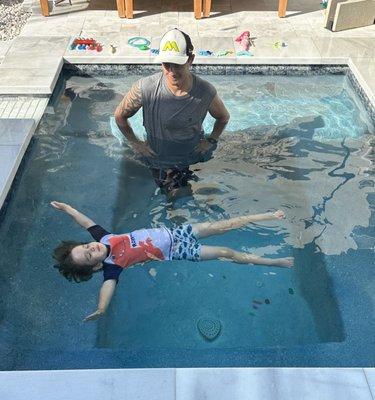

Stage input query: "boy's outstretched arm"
[
  {"left": 83, "top": 279, "right": 117, "bottom": 322},
  {"left": 51, "top": 201, "right": 96, "bottom": 229}
]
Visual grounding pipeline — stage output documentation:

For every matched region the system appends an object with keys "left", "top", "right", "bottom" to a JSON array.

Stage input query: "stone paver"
[
  {"left": 0, "top": 118, "right": 36, "bottom": 208},
  {"left": 0, "top": 368, "right": 176, "bottom": 400},
  {"left": 0, "top": 97, "right": 49, "bottom": 119},
  {"left": 0, "top": 36, "right": 68, "bottom": 94},
  {"left": 176, "top": 368, "right": 374, "bottom": 400},
  {"left": 0, "top": 368, "right": 374, "bottom": 400}
]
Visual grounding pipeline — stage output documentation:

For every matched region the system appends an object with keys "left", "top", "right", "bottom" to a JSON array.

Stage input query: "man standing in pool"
[
  {"left": 51, "top": 201, "right": 293, "bottom": 321},
  {"left": 114, "top": 28, "right": 230, "bottom": 195}
]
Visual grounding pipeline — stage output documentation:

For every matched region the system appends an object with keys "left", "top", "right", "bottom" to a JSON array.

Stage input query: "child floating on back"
[{"left": 51, "top": 201, "right": 293, "bottom": 321}]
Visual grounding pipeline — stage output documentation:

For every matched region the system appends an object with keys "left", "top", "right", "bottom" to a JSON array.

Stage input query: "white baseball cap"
[{"left": 155, "top": 29, "right": 192, "bottom": 65}]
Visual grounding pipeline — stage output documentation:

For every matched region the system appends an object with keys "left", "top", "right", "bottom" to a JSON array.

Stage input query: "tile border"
[{"left": 63, "top": 62, "right": 349, "bottom": 76}]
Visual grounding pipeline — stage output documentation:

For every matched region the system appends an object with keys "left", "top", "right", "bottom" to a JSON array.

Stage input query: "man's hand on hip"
[
  {"left": 130, "top": 140, "right": 156, "bottom": 157},
  {"left": 195, "top": 138, "right": 217, "bottom": 154}
]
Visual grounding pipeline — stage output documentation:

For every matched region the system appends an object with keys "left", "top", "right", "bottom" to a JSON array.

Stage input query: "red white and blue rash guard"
[{"left": 87, "top": 225, "right": 173, "bottom": 282}]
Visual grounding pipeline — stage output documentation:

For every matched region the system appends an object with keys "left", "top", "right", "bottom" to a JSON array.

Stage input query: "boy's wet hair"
[{"left": 53, "top": 241, "right": 94, "bottom": 283}]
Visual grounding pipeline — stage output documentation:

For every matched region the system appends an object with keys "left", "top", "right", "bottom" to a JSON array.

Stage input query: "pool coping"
[{"left": 0, "top": 368, "right": 374, "bottom": 399}]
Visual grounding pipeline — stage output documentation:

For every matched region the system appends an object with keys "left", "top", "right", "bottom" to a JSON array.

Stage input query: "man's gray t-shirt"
[{"left": 139, "top": 72, "right": 217, "bottom": 169}]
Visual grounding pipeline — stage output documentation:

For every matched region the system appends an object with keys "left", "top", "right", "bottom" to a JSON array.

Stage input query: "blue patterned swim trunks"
[{"left": 170, "top": 224, "right": 201, "bottom": 261}]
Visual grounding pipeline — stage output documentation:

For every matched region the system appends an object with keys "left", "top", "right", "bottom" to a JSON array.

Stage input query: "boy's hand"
[
  {"left": 83, "top": 309, "right": 103, "bottom": 322},
  {"left": 50, "top": 201, "right": 71, "bottom": 212},
  {"left": 273, "top": 210, "right": 285, "bottom": 219}
]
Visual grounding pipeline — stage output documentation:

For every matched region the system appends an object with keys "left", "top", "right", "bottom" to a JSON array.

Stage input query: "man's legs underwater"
[{"left": 150, "top": 167, "right": 198, "bottom": 198}]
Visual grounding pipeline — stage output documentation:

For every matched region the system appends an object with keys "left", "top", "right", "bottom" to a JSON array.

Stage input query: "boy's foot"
[{"left": 275, "top": 257, "right": 294, "bottom": 268}]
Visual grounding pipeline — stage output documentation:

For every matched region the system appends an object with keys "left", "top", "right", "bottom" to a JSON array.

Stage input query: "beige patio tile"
[
  {"left": 0, "top": 68, "right": 61, "bottom": 95},
  {"left": 312, "top": 37, "right": 375, "bottom": 59},
  {"left": 176, "top": 25, "right": 199, "bottom": 37},
  {"left": 120, "top": 25, "right": 142, "bottom": 35},
  {"left": 139, "top": 24, "right": 177, "bottom": 36},
  {"left": 20, "top": 20, "right": 83, "bottom": 36},
  {"left": 246, "top": 36, "right": 322, "bottom": 62},
  {"left": 0, "top": 41, "right": 12, "bottom": 59},
  {"left": 238, "top": 19, "right": 296, "bottom": 37},
  {"left": 348, "top": 58, "right": 375, "bottom": 104},
  {"left": 0, "top": 54, "right": 63, "bottom": 70},
  {"left": 9, "top": 36, "right": 70, "bottom": 55},
  {"left": 83, "top": 16, "right": 123, "bottom": 33}
]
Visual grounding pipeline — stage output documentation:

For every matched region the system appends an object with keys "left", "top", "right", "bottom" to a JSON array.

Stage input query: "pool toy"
[
  {"left": 217, "top": 50, "right": 234, "bottom": 57},
  {"left": 237, "top": 50, "right": 253, "bottom": 57},
  {"left": 198, "top": 50, "right": 214, "bottom": 56},
  {"left": 110, "top": 44, "right": 117, "bottom": 54},
  {"left": 70, "top": 38, "right": 103, "bottom": 52},
  {"left": 197, "top": 318, "right": 221, "bottom": 341},
  {"left": 272, "top": 40, "right": 287, "bottom": 49},
  {"left": 128, "top": 37, "right": 151, "bottom": 50},
  {"left": 235, "top": 31, "right": 251, "bottom": 51}
]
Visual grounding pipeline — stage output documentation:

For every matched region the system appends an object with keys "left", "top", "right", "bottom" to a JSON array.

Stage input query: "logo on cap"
[{"left": 162, "top": 41, "right": 180, "bottom": 52}]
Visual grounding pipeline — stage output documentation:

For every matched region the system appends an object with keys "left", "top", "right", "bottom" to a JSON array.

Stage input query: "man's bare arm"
[
  {"left": 114, "top": 82, "right": 155, "bottom": 156},
  {"left": 114, "top": 81, "right": 142, "bottom": 143},
  {"left": 208, "top": 94, "right": 230, "bottom": 141}
]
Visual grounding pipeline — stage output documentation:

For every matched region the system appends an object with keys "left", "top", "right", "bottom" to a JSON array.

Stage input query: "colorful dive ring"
[{"left": 127, "top": 37, "right": 151, "bottom": 50}]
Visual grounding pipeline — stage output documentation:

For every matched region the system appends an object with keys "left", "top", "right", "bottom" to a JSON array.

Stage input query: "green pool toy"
[
  {"left": 128, "top": 37, "right": 151, "bottom": 51},
  {"left": 217, "top": 50, "right": 234, "bottom": 57}
]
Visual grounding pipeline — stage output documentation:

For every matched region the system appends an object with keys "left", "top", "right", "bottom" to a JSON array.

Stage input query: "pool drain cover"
[{"left": 197, "top": 318, "right": 221, "bottom": 341}]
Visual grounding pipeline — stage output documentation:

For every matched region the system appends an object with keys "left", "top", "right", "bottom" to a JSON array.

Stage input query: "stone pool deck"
[
  {"left": 1, "top": 368, "right": 375, "bottom": 399},
  {"left": 0, "top": 0, "right": 374, "bottom": 397}
]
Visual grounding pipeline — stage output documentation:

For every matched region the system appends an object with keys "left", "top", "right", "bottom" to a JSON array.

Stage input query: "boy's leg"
[
  {"left": 192, "top": 210, "right": 285, "bottom": 239},
  {"left": 200, "top": 245, "right": 293, "bottom": 268}
]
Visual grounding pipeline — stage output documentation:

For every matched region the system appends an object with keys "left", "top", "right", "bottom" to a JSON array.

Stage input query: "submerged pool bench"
[{"left": 38, "top": 0, "right": 289, "bottom": 18}]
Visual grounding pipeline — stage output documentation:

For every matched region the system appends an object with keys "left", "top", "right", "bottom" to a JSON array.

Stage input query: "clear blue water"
[{"left": 0, "top": 71, "right": 374, "bottom": 369}]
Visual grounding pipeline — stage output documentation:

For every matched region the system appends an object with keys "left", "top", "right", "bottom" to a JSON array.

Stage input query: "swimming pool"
[{"left": 0, "top": 67, "right": 374, "bottom": 369}]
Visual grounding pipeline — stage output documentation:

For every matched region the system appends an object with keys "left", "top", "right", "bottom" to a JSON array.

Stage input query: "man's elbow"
[
  {"left": 219, "top": 111, "right": 230, "bottom": 124},
  {"left": 114, "top": 108, "right": 126, "bottom": 126}
]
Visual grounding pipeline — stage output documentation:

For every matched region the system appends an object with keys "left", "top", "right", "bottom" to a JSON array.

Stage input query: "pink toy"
[{"left": 235, "top": 31, "right": 251, "bottom": 51}]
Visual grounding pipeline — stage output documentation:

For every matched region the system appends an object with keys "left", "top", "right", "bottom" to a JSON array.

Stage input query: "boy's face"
[{"left": 70, "top": 242, "right": 107, "bottom": 268}]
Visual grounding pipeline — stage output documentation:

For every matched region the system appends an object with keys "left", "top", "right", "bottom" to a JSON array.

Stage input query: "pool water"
[{"left": 0, "top": 71, "right": 374, "bottom": 369}]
